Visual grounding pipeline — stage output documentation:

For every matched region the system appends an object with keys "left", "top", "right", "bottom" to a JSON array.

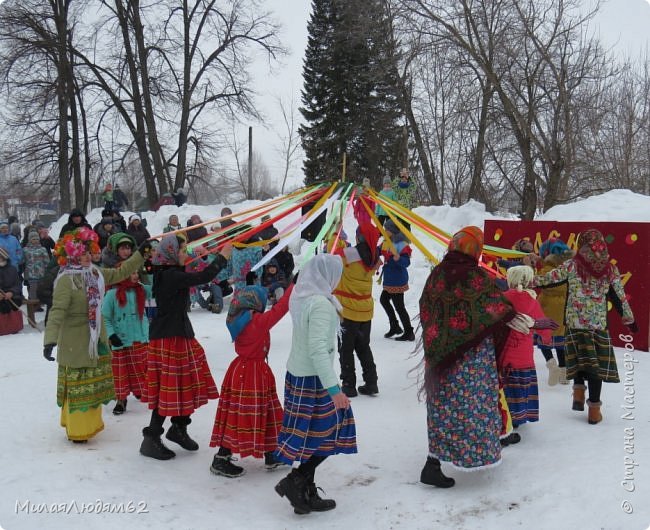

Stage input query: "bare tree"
[{"left": 273, "top": 93, "right": 302, "bottom": 194}]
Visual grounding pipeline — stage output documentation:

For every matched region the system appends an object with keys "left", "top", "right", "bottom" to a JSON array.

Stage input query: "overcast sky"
[{"left": 248, "top": 0, "right": 650, "bottom": 191}]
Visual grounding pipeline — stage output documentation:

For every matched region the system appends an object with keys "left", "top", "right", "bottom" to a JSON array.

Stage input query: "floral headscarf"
[
  {"left": 226, "top": 285, "right": 268, "bottom": 341},
  {"left": 152, "top": 234, "right": 183, "bottom": 266},
  {"left": 448, "top": 226, "right": 483, "bottom": 259},
  {"left": 575, "top": 228, "right": 611, "bottom": 279},
  {"left": 53, "top": 227, "right": 105, "bottom": 359}
]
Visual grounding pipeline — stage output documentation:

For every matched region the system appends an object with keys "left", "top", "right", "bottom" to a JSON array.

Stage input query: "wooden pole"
[{"left": 248, "top": 126, "right": 253, "bottom": 200}]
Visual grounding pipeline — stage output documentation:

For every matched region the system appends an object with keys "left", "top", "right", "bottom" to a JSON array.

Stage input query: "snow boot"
[
  {"left": 210, "top": 454, "right": 245, "bottom": 477},
  {"left": 341, "top": 385, "right": 358, "bottom": 398},
  {"left": 572, "top": 384, "right": 586, "bottom": 411},
  {"left": 275, "top": 469, "right": 311, "bottom": 514},
  {"left": 420, "top": 457, "right": 455, "bottom": 488},
  {"left": 384, "top": 321, "right": 403, "bottom": 338},
  {"left": 112, "top": 398, "right": 127, "bottom": 415},
  {"left": 166, "top": 419, "right": 199, "bottom": 451},
  {"left": 500, "top": 432, "right": 521, "bottom": 446},
  {"left": 304, "top": 482, "right": 336, "bottom": 512},
  {"left": 558, "top": 367, "right": 569, "bottom": 385},
  {"left": 358, "top": 383, "right": 379, "bottom": 396},
  {"left": 264, "top": 451, "right": 281, "bottom": 471},
  {"left": 140, "top": 427, "right": 176, "bottom": 460},
  {"left": 587, "top": 400, "right": 603, "bottom": 424},
  {"left": 546, "top": 358, "right": 560, "bottom": 386},
  {"left": 395, "top": 327, "right": 415, "bottom": 342}
]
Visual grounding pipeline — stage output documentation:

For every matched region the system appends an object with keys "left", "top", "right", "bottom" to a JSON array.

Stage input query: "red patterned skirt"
[
  {"left": 112, "top": 342, "right": 147, "bottom": 400},
  {"left": 142, "top": 337, "right": 218, "bottom": 416},
  {"left": 210, "top": 357, "right": 283, "bottom": 458}
]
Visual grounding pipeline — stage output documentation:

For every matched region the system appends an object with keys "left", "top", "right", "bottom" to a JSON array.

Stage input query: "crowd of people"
[{"left": 0, "top": 169, "right": 640, "bottom": 516}]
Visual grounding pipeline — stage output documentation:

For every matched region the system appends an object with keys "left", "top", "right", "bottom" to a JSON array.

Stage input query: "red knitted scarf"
[{"left": 115, "top": 279, "right": 145, "bottom": 319}]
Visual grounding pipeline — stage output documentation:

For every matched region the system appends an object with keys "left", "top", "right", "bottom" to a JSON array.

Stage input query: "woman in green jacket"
[{"left": 43, "top": 227, "right": 148, "bottom": 443}]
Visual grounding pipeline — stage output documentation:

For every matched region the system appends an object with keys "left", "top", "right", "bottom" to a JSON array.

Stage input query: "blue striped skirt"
[
  {"left": 275, "top": 372, "right": 357, "bottom": 465},
  {"left": 502, "top": 368, "right": 539, "bottom": 426}
]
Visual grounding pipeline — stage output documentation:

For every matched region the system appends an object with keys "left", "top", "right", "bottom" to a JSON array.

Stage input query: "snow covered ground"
[{"left": 1, "top": 190, "right": 649, "bottom": 530}]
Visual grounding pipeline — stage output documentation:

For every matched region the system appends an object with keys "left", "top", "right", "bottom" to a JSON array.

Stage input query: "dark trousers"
[
  {"left": 379, "top": 290, "right": 411, "bottom": 331},
  {"left": 574, "top": 371, "right": 602, "bottom": 402},
  {"left": 539, "top": 346, "right": 566, "bottom": 367},
  {"left": 148, "top": 408, "right": 191, "bottom": 436},
  {"left": 298, "top": 455, "right": 327, "bottom": 481},
  {"left": 338, "top": 319, "right": 377, "bottom": 387}
]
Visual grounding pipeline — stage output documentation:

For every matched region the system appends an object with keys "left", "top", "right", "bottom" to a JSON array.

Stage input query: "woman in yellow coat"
[{"left": 43, "top": 227, "right": 149, "bottom": 443}]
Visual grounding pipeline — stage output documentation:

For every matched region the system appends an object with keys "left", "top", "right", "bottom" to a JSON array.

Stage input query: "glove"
[
  {"left": 627, "top": 322, "right": 639, "bottom": 333},
  {"left": 138, "top": 239, "right": 153, "bottom": 256},
  {"left": 534, "top": 318, "right": 559, "bottom": 330},
  {"left": 245, "top": 271, "right": 257, "bottom": 285},
  {"left": 292, "top": 271, "right": 300, "bottom": 285},
  {"left": 43, "top": 343, "right": 56, "bottom": 361},
  {"left": 109, "top": 334, "right": 124, "bottom": 347}
]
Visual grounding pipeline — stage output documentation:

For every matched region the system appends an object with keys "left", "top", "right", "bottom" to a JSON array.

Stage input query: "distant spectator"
[
  {"left": 163, "top": 214, "right": 182, "bottom": 234},
  {"left": 38, "top": 227, "right": 56, "bottom": 258},
  {"left": 258, "top": 214, "right": 279, "bottom": 251},
  {"left": 111, "top": 210, "right": 127, "bottom": 233},
  {"left": 172, "top": 187, "right": 187, "bottom": 207},
  {"left": 113, "top": 183, "right": 129, "bottom": 210},
  {"left": 275, "top": 246, "right": 295, "bottom": 280},
  {"left": 58, "top": 208, "right": 92, "bottom": 238},
  {"left": 0, "top": 219, "right": 24, "bottom": 271},
  {"left": 0, "top": 247, "right": 24, "bottom": 335},
  {"left": 23, "top": 230, "right": 49, "bottom": 310},
  {"left": 127, "top": 214, "right": 151, "bottom": 246},
  {"left": 186, "top": 214, "right": 208, "bottom": 243},
  {"left": 7, "top": 215, "right": 21, "bottom": 240},
  {"left": 261, "top": 259, "right": 288, "bottom": 305},
  {"left": 95, "top": 217, "right": 118, "bottom": 249},
  {"left": 102, "top": 183, "right": 114, "bottom": 211}
]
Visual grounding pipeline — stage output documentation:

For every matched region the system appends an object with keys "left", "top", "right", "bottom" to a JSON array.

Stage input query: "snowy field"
[{"left": 1, "top": 189, "right": 649, "bottom": 530}]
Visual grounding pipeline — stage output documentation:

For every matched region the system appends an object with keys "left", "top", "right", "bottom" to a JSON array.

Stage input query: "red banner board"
[{"left": 483, "top": 220, "right": 649, "bottom": 352}]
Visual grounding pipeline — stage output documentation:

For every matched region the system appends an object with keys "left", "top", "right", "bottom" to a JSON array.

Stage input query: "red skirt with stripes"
[
  {"left": 210, "top": 357, "right": 283, "bottom": 457},
  {"left": 112, "top": 342, "right": 147, "bottom": 400},
  {"left": 142, "top": 337, "right": 218, "bottom": 416}
]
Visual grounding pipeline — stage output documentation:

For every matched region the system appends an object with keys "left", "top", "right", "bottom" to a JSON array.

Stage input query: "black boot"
[
  {"left": 500, "top": 432, "right": 521, "bottom": 447},
  {"left": 275, "top": 469, "right": 311, "bottom": 514},
  {"left": 264, "top": 451, "right": 281, "bottom": 471},
  {"left": 341, "top": 384, "right": 358, "bottom": 398},
  {"left": 112, "top": 398, "right": 127, "bottom": 415},
  {"left": 166, "top": 419, "right": 199, "bottom": 451},
  {"left": 358, "top": 383, "right": 379, "bottom": 396},
  {"left": 304, "top": 482, "right": 336, "bottom": 512},
  {"left": 420, "top": 457, "right": 455, "bottom": 488},
  {"left": 140, "top": 427, "right": 176, "bottom": 460},
  {"left": 395, "top": 327, "right": 415, "bottom": 341},
  {"left": 384, "top": 321, "right": 403, "bottom": 338}
]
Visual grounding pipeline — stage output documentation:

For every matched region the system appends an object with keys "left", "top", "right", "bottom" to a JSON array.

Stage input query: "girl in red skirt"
[
  {"left": 102, "top": 268, "right": 152, "bottom": 414},
  {"left": 209, "top": 282, "right": 294, "bottom": 477},
  {"left": 140, "top": 234, "right": 232, "bottom": 460}
]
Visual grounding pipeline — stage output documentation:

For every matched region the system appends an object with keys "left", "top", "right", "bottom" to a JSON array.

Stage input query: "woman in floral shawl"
[
  {"left": 418, "top": 226, "right": 515, "bottom": 487},
  {"left": 43, "top": 227, "right": 146, "bottom": 442}
]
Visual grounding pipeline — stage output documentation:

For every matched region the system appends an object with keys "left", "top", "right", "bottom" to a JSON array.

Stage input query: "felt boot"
[{"left": 572, "top": 384, "right": 586, "bottom": 411}]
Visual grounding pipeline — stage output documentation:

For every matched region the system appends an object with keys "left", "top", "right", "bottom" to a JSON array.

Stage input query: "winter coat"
[
  {"left": 127, "top": 223, "right": 151, "bottom": 246},
  {"left": 94, "top": 223, "right": 118, "bottom": 249},
  {"left": 234, "top": 284, "right": 293, "bottom": 360},
  {"left": 261, "top": 263, "right": 288, "bottom": 292},
  {"left": 0, "top": 262, "right": 23, "bottom": 313},
  {"left": 37, "top": 258, "right": 60, "bottom": 307},
  {"left": 102, "top": 283, "right": 153, "bottom": 348},
  {"left": 380, "top": 241, "right": 411, "bottom": 289},
  {"left": 231, "top": 246, "right": 264, "bottom": 292},
  {"left": 533, "top": 260, "right": 634, "bottom": 331},
  {"left": 536, "top": 252, "right": 573, "bottom": 337},
  {"left": 43, "top": 251, "right": 145, "bottom": 368},
  {"left": 113, "top": 188, "right": 129, "bottom": 209},
  {"left": 258, "top": 225, "right": 279, "bottom": 249},
  {"left": 39, "top": 236, "right": 55, "bottom": 258},
  {"left": 392, "top": 178, "right": 416, "bottom": 209},
  {"left": 0, "top": 233, "right": 24, "bottom": 267},
  {"left": 286, "top": 294, "right": 340, "bottom": 391},
  {"left": 149, "top": 254, "right": 228, "bottom": 340},
  {"left": 500, "top": 290, "right": 550, "bottom": 369},
  {"left": 58, "top": 209, "right": 92, "bottom": 238},
  {"left": 172, "top": 191, "right": 187, "bottom": 207},
  {"left": 23, "top": 242, "right": 49, "bottom": 281},
  {"left": 375, "top": 188, "right": 395, "bottom": 217},
  {"left": 334, "top": 246, "right": 375, "bottom": 322},
  {"left": 274, "top": 249, "right": 295, "bottom": 279},
  {"left": 163, "top": 224, "right": 182, "bottom": 233}
]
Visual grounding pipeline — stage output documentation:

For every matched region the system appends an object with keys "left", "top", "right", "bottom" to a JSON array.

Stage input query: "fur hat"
[
  {"left": 101, "top": 216, "right": 114, "bottom": 226},
  {"left": 129, "top": 214, "right": 141, "bottom": 222},
  {"left": 0, "top": 219, "right": 8, "bottom": 228},
  {"left": 382, "top": 177, "right": 392, "bottom": 186}
]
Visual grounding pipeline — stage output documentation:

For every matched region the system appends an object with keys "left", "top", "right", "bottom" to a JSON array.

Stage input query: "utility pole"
[{"left": 248, "top": 126, "right": 253, "bottom": 200}]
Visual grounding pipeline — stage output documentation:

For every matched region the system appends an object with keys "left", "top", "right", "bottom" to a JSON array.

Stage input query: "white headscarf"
[
  {"left": 289, "top": 253, "right": 343, "bottom": 314},
  {"left": 506, "top": 265, "right": 537, "bottom": 299}
]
